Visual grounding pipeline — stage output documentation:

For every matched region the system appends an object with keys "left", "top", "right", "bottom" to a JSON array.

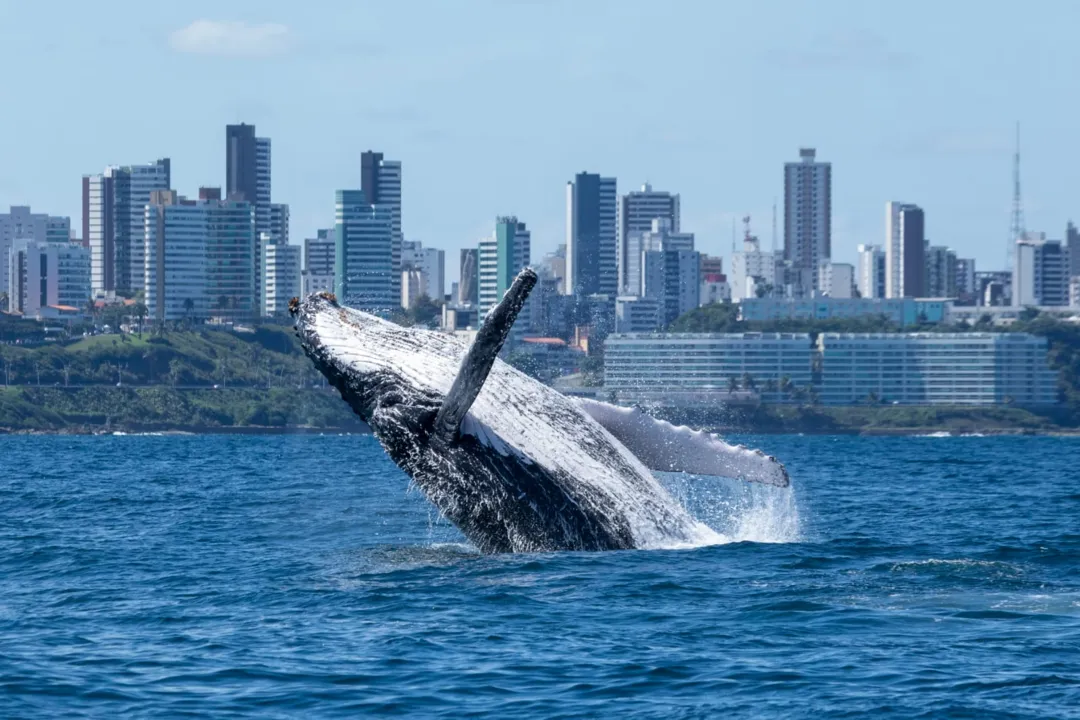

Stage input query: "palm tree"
[
  {"left": 741, "top": 372, "right": 757, "bottom": 392},
  {"left": 779, "top": 375, "right": 794, "bottom": 402},
  {"left": 727, "top": 376, "right": 739, "bottom": 394},
  {"left": 0, "top": 291, "right": 8, "bottom": 312},
  {"left": 865, "top": 390, "right": 880, "bottom": 405},
  {"left": 134, "top": 302, "right": 148, "bottom": 338},
  {"left": 182, "top": 298, "right": 195, "bottom": 329}
]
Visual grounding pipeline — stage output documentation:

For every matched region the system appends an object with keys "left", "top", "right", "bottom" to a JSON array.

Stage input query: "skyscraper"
[
  {"left": 226, "top": 124, "right": 257, "bottom": 203},
  {"left": 479, "top": 217, "right": 531, "bottom": 320},
  {"left": 1, "top": 206, "right": 72, "bottom": 299},
  {"left": 642, "top": 247, "right": 700, "bottom": 326},
  {"left": 335, "top": 190, "right": 395, "bottom": 314},
  {"left": 459, "top": 248, "right": 479, "bottom": 305},
  {"left": 856, "top": 244, "right": 886, "bottom": 299},
  {"left": 620, "top": 218, "right": 694, "bottom": 296},
  {"left": 361, "top": 151, "right": 403, "bottom": 303},
  {"left": 420, "top": 247, "right": 445, "bottom": 301},
  {"left": 255, "top": 137, "right": 272, "bottom": 240},
  {"left": 565, "top": 172, "right": 617, "bottom": 296},
  {"left": 618, "top": 184, "right": 679, "bottom": 294},
  {"left": 1067, "top": 222, "right": 1080, "bottom": 279},
  {"left": 302, "top": 229, "right": 335, "bottom": 297},
  {"left": 83, "top": 159, "right": 170, "bottom": 296},
  {"left": 925, "top": 245, "right": 958, "bottom": 298},
  {"left": 885, "top": 202, "right": 925, "bottom": 298},
  {"left": 1014, "top": 233, "right": 1070, "bottom": 306},
  {"left": 783, "top": 148, "right": 831, "bottom": 291},
  {"left": 144, "top": 191, "right": 256, "bottom": 322}
]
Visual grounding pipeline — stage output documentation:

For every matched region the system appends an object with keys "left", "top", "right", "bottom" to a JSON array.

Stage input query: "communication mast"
[{"left": 1008, "top": 121, "right": 1025, "bottom": 270}]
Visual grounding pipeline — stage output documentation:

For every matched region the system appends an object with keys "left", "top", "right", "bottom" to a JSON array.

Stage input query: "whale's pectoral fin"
[
  {"left": 575, "top": 398, "right": 790, "bottom": 487},
  {"left": 432, "top": 267, "right": 538, "bottom": 444}
]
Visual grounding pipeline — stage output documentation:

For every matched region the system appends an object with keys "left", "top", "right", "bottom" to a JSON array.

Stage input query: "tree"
[
  {"left": 741, "top": 372, "right": 757, "bottom": 392},
  {"left": 182, "top": 298, "right": 196, "bottom": 328},
  {"left": 865, "top": 390, "right": 880, "bottom": 405},
  {"left": 0, "top": 291, "right": 7, "bottom": 312},
  {"left": 1019, "top": 307, "right": 1041, "bottom": 323},
  {"left": 727, "top": 376, "right": 739, "bottom": 394},
  {"left": 779, "top": 375, "right": 794, "bottom": 402},
  {"left": 134, "top": 302, "right": 148, "bottom": 337}
]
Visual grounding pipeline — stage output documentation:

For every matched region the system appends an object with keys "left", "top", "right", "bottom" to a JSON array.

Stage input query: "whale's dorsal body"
[{"left": 292, "top": 269, "right": 788, "bottom": 553}]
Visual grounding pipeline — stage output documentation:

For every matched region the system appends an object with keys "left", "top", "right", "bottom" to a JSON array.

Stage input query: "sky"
[{"left": 2, "top": 0, "right": 1080, "bottom": 284}]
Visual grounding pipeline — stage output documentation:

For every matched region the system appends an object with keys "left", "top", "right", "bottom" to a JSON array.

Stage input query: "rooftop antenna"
[
  {"left": 1008, "top": 121, "right": 1025, "bottom": 270},
  {"left": 743, "top": 214, "right": 752, "bottom": 241},
  {"left": 731, "top": 217, "right": 737, "bottom": 253}
]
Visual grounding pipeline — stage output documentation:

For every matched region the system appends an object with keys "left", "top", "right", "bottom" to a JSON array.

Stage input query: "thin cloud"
[{"left": 169, "top": 20, "right": 291, "bottom": 57}]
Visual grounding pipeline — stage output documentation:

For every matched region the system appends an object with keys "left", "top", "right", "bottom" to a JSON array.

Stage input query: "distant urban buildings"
[
  {"left": 856, "top": 244, "right": 886, "bottom": 299},
  {"left": 302, "top": 229, "right": 335, "bottom": 297},
  {"left": 784, "top": 148, "right": 831, "bottom": 292},
  {"left": 458, "top": 248, "right": 479, "bottom": 306},
  {"left": 143, "top": 190, "right": 256, "bottom": 323},
  {"left": 361, "top": 151, "right": 403, "bottom": 304},
  {"left": 617, "top": 184, "right": 679, "bottom": 294},
  {"left": 565, "top": 172, "right": 617, "bottom": 296},
  {"left": 334, "top": 190, "right": 395, "bottom": 314},
  {"left": 885, "top": 201, "right": 925, "bottom": 298},
  {"left": 6, "top": 239, "right": 89, "bottom": 317},
  {"left": 479, "top": 216, "right": 531, "bottom": 319},
  {"left": 605, "top": 331, "right": 1057, "bottom": 407},
  {"left": 1013, "top": 232, "right": 1070, "bottom": 306},
  {"left": 83, "top": 159, "right": 171, "bottom": 296},
  {"left": 264, "top": 242, "right": 301, "bottom": 317},
  {"left": 1, "top": 206, "right": 72, "bottom": 300}
]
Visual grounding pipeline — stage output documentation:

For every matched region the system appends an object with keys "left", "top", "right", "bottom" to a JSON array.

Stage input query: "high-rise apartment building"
[
  {"left": 618, "top": 184, "right": 679, "bottom": 293},
  {"left": 1014, "top": 233, "right": 1070, "bottom": 307},
  {"left": 818, "top": 261, "right": 854, "bottom": 298},
  {"left": 302, "top": 229, "right": 335, "bottom": 297},
  {"left": 565, "top": 172, "right": 617, "bottom": 296},
  {"left": 459, "top": 248, "right": 479, "bottom": 305},
  {"left": 144, "top": 190, "right": 256, "bottom": 323},
  {"left": 925, "top": 245, "right": 958, "bottom": 298},
  {"left": 83, "top": 159, "right": 171, "bottom": 296},
  {"left": 264, "top": 242, "right": 301, "bottom": 317},
  {"left": 479, "top": 217, "right": 531, "bottom": 319},
  {"left": 856, "top": 244, "right": 886, "bottom": 299},
  {"left": 783, "top": 148, "right": 831, "bottom": 291},
  {"left": 731, "top": 231, "right": 777, "bottom": 301},
  {"left": 1067, "top": 222, "right": 1080, "bottom": 279},
  {"left": 226, "top": 123, "right": 258, "bottom": 203},
  {"left": 955, "top": 258, "right": 977, "bottom": 303},
  {"left": 1, "top": 206, "right": 72, "bottom": 298},
  {"left": 420, "top": 247, "right": 445, "bottom": 301},
  {"left": 885, "top": 202, "right": 925, "bottom": 298},
  {"left": 6, "top": 240, "right": 90, "bottom": 316},
  {"left": 334, "top": 190, "right": 395, "bottom": 313},
  {"left": 619, "top": 217, "right": 694, "bottom": 297},
  {"left": 361, "top": 151, "right": 403, "bottom": 303},
  {"left": 642, "top": 248, "right": 700, "bottom": 326}
]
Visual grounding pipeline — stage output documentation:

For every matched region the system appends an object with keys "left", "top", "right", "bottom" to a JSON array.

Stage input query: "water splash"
[{"left": 657, "top": 473, "right": 802, "bottom": 545}]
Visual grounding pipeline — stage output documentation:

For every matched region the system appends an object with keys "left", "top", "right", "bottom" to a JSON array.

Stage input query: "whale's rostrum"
[{"left": 291, "top": 267, "right": 789, "bottom": 553}]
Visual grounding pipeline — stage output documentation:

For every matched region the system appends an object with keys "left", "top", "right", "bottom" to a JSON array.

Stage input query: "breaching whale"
[{"left": 290, "top": 268, "right": 789, "bottom": 553}]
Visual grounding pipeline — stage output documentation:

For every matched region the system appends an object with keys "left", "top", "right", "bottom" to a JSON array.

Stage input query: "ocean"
[{"left": 1, "top": 434, "right": 1078, "bottom": 718}]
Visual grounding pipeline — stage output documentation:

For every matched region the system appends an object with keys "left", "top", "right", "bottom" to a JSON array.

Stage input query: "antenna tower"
[
  {"left": 771, "top": 199, "right": 778, "bottom": 254},
  {"left": 1008, "top": 121, "right": 1025, "bottom": 270}
]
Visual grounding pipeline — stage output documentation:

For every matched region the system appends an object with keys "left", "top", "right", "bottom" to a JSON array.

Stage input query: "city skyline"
[{"left": 3, "top": 1, "right": 1080, "bottom": 285}]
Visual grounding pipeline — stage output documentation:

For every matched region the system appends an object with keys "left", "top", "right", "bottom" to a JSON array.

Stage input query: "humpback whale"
[{"left": 291, "top": 268, "right": 789, "bottom": 553}]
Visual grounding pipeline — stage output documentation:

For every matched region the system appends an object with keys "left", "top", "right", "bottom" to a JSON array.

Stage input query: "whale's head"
[{"left": 290, "top": 292, "right": 446, "bottom": 428}]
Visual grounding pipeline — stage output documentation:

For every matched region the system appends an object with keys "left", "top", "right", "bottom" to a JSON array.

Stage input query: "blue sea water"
[{"left": 1, "top": 434, "right": 1078, "bottom": 719}]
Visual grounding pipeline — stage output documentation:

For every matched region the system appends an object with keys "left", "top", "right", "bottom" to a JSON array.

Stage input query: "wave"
[{"left": 656, "top": 474, "right": 803, "bottom": 547}]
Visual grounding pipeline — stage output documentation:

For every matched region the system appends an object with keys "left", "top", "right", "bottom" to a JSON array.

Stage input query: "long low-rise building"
[
  {"left": 604, "top": 332, "right": 1058, "bottom": 406},
  {"left": 738, "top": 296, "right": 951, "bottom": 326}
]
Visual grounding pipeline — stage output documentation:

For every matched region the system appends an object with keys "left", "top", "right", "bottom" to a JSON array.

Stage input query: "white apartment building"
[
  {"left": 819, "top": 261, "right": 854, "bottom": 298},
  {"left": 302, "top": 230, "right": 335, "bottom": 297},
  {"left": 856, "top": 244, "right": 886, "bottom": 299},
  {"left": 817, "top": 333, "right": 1057, "bottom": 406},
  {"left": 731, "top": 233, "right": 777, "bottom": 301},
  {"left": 0, "top": 206, "right": 71, "bottom": 298},
  {"left": 1071, "top": 275, "right": 1080, "bottom": 308},
  {"left": 700, "top": 278, "right": 731, "bottom": 305},
  {"left": 604, "top": 331, "right": 1057, "bottom": 407},
  {"left": 401, "top": 268, "right": 425, "bottom": 309},
  {"left": 265, "top": 242, "right": 301, "bottom": 317},
  {"left": 614, "top": 296, "right": 663, "bottom": 333},
  {"left": 478, "top": 217, "right": 531, "bottom": 319},
  {"left": 620, "top": 217, "right": 693, "bottom": 296},
  {"left": 144, "top": 192, "right": 256, "bottom": 323},
  {"left": 604, "top": 333, "right": 816, "bottom": 403},
  {"left": 7, "top": 240, "right": 90, "bottom": 316},
  {"left": 1014, "top": 233, "right": 1070, "bottom": 307},
  {"left": 420, "top": 247, "right": 445, "bottom": 301}
]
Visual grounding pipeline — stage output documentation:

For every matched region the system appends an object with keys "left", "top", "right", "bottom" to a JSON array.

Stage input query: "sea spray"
[{"left": 659, "top": 472, "right": 803, "bottom": 545}]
